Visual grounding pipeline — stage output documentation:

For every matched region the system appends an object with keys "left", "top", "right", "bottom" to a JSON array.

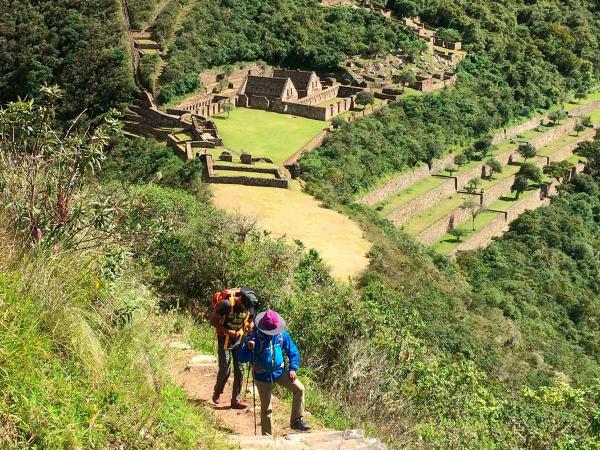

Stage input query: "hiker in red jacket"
[{"left": 210, "top": 286, "right": 258, "bottom": 409}]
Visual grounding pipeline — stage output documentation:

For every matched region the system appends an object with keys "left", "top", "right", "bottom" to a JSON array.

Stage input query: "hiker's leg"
[
  {"left": 255, "top": 379, "right": 273, "bottom": 436},
  {"left": 213, "top": 336, "right": 231, "bottom": 396},
  {"left": 231, "top": 346, "right": 243, "bottom": 402},
  {"left": 275, "top": 372, "right": 305, "bottom": 425}
]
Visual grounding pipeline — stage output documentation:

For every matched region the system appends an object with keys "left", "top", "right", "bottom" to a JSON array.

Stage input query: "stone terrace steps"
[
  {"left": 230, "top": 429, "right": 386, "bottom": 450},
  {"left": 383, "top": 115, "right": 589, "bottom": 229},
  {"left": 409, "top": 128, "right": 595, "bottom": 245}
]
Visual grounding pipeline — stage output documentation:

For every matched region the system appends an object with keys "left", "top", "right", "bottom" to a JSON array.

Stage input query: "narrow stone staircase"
[
  {"left": 169, "top": 341, "right": 387, "bottom": 450},
  {"left": 230, "top": 430, "right": 386, "bottom": 449}
]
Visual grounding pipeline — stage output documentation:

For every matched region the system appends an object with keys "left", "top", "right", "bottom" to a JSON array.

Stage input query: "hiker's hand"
[
  {"left": 247, "top": 340, "right": 255, "bottom": 350},
  {"left": 289, "top": 370, "right": 297, "bottom": 382},
  {"left": 227, "top": 329, "right": 240, "bottom": 338}
]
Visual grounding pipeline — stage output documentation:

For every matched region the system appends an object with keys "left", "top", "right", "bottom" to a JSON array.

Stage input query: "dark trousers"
[{"left": 213, "top": 335, "right": 243, "bottom": 403}]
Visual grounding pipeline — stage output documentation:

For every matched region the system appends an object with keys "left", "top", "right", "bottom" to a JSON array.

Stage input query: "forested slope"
[
  {"left": 0, "top": 0, "right": 136, "bottom": 118},
  {"left": 302, "top": 0, "right": 600, "bottom": 201},
  {"left": 157, "top": 0, "right": 421, "bottom": 102}
]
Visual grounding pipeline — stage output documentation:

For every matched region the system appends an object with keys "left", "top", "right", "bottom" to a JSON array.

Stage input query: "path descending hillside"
[
  {"left": 168, "top": 342, "right": 385, "bottom": 449},
  {"left": 211, "top": 182, "right": 372, "bottom": 280}
]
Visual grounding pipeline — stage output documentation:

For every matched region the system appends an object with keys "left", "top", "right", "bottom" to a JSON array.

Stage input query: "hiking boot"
[
  {"left": 211, "top": 393, "right": 220, "bottom": 404},
  {"left": 231, "top": 399, "right": 247, "bottom": 409},
  {"left": 291, "top": 417, "right": 311, "bottom": 432}
]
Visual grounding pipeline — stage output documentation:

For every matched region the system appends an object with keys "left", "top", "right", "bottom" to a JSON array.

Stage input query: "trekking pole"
[
  {"left": 252, "top": 348, "right": 257, "bottom": 435},
  {"left": 244, "top": 360, "right": 251, "bottom": 401}
]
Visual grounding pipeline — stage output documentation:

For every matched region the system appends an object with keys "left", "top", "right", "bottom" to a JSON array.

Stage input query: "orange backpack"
[{"left": 211, "top": 288, "right": 240, "bottom": 317}]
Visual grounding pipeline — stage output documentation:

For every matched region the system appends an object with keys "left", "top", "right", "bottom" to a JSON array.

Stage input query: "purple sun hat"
[{"left": 255, "top": 310, "right": 286, "bottom": 336}]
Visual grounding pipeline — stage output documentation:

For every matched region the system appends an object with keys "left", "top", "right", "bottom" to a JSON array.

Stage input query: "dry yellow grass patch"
[{"left": 211, "top": 182, "right": 371, "bottom": 280}]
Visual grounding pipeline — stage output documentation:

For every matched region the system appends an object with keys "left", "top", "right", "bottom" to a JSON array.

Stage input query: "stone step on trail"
[
  {"left": 230, "top": 429, "right": 385, "bottom": 450},
  {"left": 168, "top": 341, "right": 387, "bottom": 449}
]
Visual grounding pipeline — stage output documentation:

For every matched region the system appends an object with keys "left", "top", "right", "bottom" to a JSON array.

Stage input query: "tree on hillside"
[
  {"left": 394, "top": 69, "right": 416, "bottom": 92},
  {"left": 454, "top": 153, "right": 468, "bottom": 167},
  {"left": 486, "top": 158, "right": 503, "bottom": 179},
  {"left": 0, "top": 86, "right": 121, "bottom": 249},
  {"left": 449, "top": 227, "right": 467, "bottom": 242},
  {"left": 575, "top": 139, "right": 600, "bottom": 174},
  {"left": 460, "top": 198, "right": 483, "bottom": 231},
  {"left": 517, "top": 143, "right": 537, "bottom": 162},
  {"left": 356, "top": 91, "right": 375, "bottom": 109},
  {"left": 549, "top": 109, "right": 568, "bottom": 125},
  {"left": 474, "top": 135, "right": 494, "bottom": 158},
  {"left": 392, "top": 0, "right": 418, "bottom": 17},
  {"left": 511, "top": 175, "right": 529, "bottom": 198},
  {"left": 222, "top": 100, "right": 234, "bottom": 118},
  {"left": 575, "top": 122, "right": 586, "bottom": 136},
  {"left": 465, "top": 177, "right": 481, "bottom": 194},
  {"left": 518, "top": 162, "right": 543, "bottom": 184},
  {"left": 331, "top": 116, "right": 346, "bottom": 129},
  {"left": 575, "top": 87, "right": 588, "bottom": 103},
  {"left": 435, "top": 28, "right": 461, "bottom": 43},
  {"left": 445, "top": 164, "right": 458, "bottom": 176},
  {"left": 581, "top": 115, "right": 592, "bottom": 128},
  {"left": 543, "top": 161, "right": 573, "bottom": 182},
  {"left": 423, "top": 140, "right": 443, "bottom": 170}
]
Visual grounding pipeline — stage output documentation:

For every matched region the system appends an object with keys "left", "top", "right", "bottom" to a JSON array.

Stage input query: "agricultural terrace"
[
  {"left": 212, "top": 108, "right": 327, "bottom": 165},
  {"left": 211, "top": 182, "right": 372, "bottom": 280}
]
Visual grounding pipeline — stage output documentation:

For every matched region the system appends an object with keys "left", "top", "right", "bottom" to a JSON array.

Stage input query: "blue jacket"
[{"left": 238, "top": 331, "right": 300, "bottom": 383}]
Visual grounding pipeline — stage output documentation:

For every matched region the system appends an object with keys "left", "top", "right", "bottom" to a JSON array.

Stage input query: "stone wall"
[
  {"left": 432, "top": 37, "right": 462, "bottom": 50},
  {"left": 528, "top": 119, "right": 576, "bottom": 148},
  {"left": 284, "top": 129, "right": 330, "bottom": 166},
  {"left": 387, "top": 177, "right": 456, "bottom": 226},
  {"left": 361, "top": 165, "right": 432, "bottom": 205},
  {"left": 294, "top": 85, "right": 339, "bottom": 106},
  {"left": 450, "top": 191, "right": 550, "bottom": 254},
  {"left": 198, "top": 63, "right": 273, "bottom": 94},
  {"left": 449, "top": 162, "right": 587, "bottom": 254},
  {"left": 347, "top": 101, "right": 387, "bottom": 122},
  {"left": 338, "top": 85, "right": 365, "bottom": 97},
  {"left": 175, "top": 94, "right": 231, "bottom": 118},
  {"left": 203, "top": 155, "right": 288, "bottom": 188},
  {"left": 361, "top": 108, "right": 593, "bottom": 206},
  {"left": 491, "top": 98, "right": 600, "bottom": 144},
  {"left": 491, "top": 116, "right": 543, "bottom": 145},
  {"left": 416, "top": 201, "right": 473, "bottom": 245},
  {"left": 415, "top": 134, "right": 589, "bottom": 245},
  {"left": 282, "top": 102, "right": 328, "bottom": 120}
]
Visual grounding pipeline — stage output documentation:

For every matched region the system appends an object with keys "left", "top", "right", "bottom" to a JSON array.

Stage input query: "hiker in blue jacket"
[{"left": 239, "top": 310, "right": 311, "bottom": 435}]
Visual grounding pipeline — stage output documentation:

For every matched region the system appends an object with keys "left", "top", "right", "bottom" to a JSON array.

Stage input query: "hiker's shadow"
[{"left": 190, "top": 398, "right": 234, "bottom": 411}]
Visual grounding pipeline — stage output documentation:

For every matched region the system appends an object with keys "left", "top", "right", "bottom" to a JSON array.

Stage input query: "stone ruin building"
[
  {"left": 236, "top": 69, "right": 366, "bottom": 121},
  {"left": 403, "top": 17, "right": 463, "bottom": 51}
]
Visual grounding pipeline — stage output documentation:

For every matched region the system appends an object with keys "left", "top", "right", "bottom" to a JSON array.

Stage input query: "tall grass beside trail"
[{"left": 0, "top": 244, "right": 226, "bottom": 449}]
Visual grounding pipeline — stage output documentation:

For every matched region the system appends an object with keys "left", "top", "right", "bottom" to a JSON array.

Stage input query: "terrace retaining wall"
[
  {"left": 491, "top": 98, "right": 600, "bottom": 144},
  {"left": 449, "top": 162, "right": 587, "bottom": 254},
  {"left": 203, "top": 155, "right": 288, "bottom": 188},
  {"left": 362, "top": 116, "right": 582, "bottom": 206},
  {"left": 284, "top": 129, "right": 330, "bottom": 166},
  {"left": 416, "top": 134, "right": 590, "bottom": 245},
  {"left": 387, "top": 177, "right": 456, "bottom": 226},
  {"left": 450, "top": 191, "right": 550, "bottom": 254}
]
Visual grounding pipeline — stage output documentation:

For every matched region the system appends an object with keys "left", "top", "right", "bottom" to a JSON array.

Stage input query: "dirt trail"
[
  {"left": 167, "top": 341, "right": 386, "bottom": 449},
  {"left": 168, "top": 343, "right": 314, "bottom": 437}
]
